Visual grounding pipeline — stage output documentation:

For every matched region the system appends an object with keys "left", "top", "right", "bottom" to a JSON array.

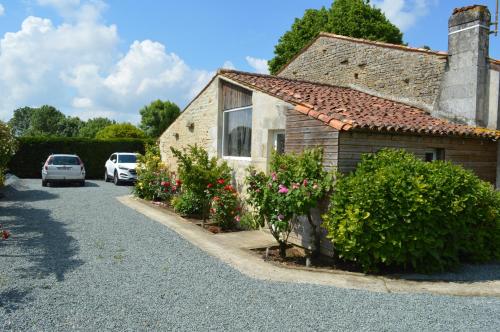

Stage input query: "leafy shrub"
[
  {"left": 0, "top": 121, "right": 17, "bottom": 185},
  {"left": 237, "top": 212, "right": 262, "bottom": 231},
  {"left": 171, "top": 145, "right": 232, "bottom": 220},
  {"left": 9, "top": 137, "right": 152, "bottom": 179},
  {"left": 323, "top": 149, "right": 500, "bottom": 273},
  {"left": 95, "top": 123, "right": 146, "bottom": 139},
  {"left": 133, "top": 144, "right": 180, "bottom": 201},
  {"left": 206, "top": 179, "right": 241, "bottom": 230},
  {"left": 246, "top": 148, "right": 334, "bottom": 257},
  {"left": 172, "top": 190, "right": 204, "bottom": 217}
]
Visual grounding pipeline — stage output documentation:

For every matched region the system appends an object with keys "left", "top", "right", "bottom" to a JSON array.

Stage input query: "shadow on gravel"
[
  {"left": 0, "top": 184, "right": 83, "bottom": 312},
  {"left": 0, "top": 288, "right": 33, "bottom": 313}
]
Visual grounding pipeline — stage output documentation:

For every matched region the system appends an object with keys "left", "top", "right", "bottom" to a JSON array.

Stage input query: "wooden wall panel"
[
  {"left": 285, "top": 109, "right": 339, "bottom": 170},
  {"left": 338, "top": 131, "right": 498, "bottom": 185},
  {"left": 221, "top": 81, "right": 252, "bottom": 110}
]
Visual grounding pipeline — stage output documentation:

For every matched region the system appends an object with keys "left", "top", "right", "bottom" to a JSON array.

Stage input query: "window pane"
[
  {"left": 224, "top": 108, "right": 252, "bottom": 157},
  {"left": 51, "top": 156, "right": 80, "bottom": 165},
  {"left": 276, "top": 133, "right": 285, "bottom": 154}
]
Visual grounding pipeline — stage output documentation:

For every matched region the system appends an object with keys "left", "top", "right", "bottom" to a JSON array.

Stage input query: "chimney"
[{"left": 438, "top": 5, "right": 491, "bottom": 127}]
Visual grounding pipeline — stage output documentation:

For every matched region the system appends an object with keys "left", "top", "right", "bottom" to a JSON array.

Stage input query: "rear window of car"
[
  {"left": 118, "top": 155, "right": 137, "bottom": 163},
  {"left": 50, "top": 156, "right": 80, "bottom": 165}
]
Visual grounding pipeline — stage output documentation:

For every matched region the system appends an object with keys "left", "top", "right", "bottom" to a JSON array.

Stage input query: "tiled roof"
[{"left": 219, "top": 70, "right": 500, "bottom": 140}]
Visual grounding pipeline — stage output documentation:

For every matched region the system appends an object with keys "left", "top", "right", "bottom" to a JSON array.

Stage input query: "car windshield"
[
  {"left": 51, "top": 156, "right": 80, "bottom": 165},
  {"left": 118, "top": 155, "right": 137, "bottom": 163}
]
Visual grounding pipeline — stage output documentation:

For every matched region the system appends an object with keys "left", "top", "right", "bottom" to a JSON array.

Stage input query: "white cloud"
[
  {"left": 245, "top": 56, "right": 269, "bottom": 74},
  {"left": 222, "top": 60, "right": 235, "bottom": 70},
  {"left": 0, "top": 4, "right": 5, "bottom": 16},
  {"left": 0, "top": 1, "right": 212, "bottom": 122},
  {"left": 373, "top": 0, "right": 436, "bottom": 32}
]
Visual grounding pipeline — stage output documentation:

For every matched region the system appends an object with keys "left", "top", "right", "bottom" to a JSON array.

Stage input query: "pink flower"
[
  {"left": 277, "top": 214, "right": 284, "bottom": 221},
  {"left": 313, "top": 183, "right": 318, "bottom": 190},
  {"left": 303, "top": 179, "right": 308, "bottom": 186},
  {"left": 292, "top": 183, "right": 300, "bottom": 190},
  {"left": 207, "top": 183, "right": 213, "bottom": 189},
  {"left": 271, "top": 172, "right": 277, "bottom": 181},
  {"left": 235, "top": 215, "right": 241, "bottom": 222},
  {"left": 278, "top": 184, "right": 289, "bottom": 194}
]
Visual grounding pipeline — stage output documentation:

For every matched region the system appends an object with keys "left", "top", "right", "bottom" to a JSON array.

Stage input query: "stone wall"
[
  {"left": 278, "top": 35, "right": 447, "bottom": 112},
  {"left": 159, "top": 77, "right": 219, "bottom": 170}
]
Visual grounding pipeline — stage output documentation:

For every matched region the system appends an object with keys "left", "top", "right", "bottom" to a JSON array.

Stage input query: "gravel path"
[{"left": 0, "top": 178, "right": 499, "bottom": 331}]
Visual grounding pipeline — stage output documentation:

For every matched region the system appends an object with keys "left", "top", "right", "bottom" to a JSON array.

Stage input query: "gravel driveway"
[{"left": 0, "top": 178, "right": 499, "bottom": 331}]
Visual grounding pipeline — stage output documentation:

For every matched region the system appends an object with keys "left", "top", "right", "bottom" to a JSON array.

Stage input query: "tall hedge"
[{"left": 8, "top": 137, "right": 153, "bottom": 179}]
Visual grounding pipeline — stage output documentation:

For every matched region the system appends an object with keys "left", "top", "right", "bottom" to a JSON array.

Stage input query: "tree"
[
  {"left": 139, "top": 100, "right": 180, "bottom": 137},
  {"left": 95, "top": 123, "right": 146, "bottom": 139},
  {"left": 268, "top": 0, "right": 403, "bottom": 74},
  {"left": 8, "top": 107, "right": 36, "bottom": 136},
  {"left": 0, "top": 121, "right": 17, "bottom": 186},
  {"left": 56, "top": 116, "right": 84, "bottom": 137},
  {"left": 26, "top": 105, "right": 66, "bottom": 136},
  {"left": 78, "top": 117, "right": 115, "bottom": 138}
]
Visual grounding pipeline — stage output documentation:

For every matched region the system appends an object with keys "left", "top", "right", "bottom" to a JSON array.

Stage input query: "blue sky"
[{"left": 0, "top": 0, "right": 498, "bottom": 123}]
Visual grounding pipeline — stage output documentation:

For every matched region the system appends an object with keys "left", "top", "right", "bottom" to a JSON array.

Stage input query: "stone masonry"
[{"left": 278, "top": 34, "right": 448, "bottom": 112}]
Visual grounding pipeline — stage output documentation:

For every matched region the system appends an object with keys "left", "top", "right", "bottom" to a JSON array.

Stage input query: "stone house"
[{"left": 159, "top": 5, "right": 500, "bottom": 252}]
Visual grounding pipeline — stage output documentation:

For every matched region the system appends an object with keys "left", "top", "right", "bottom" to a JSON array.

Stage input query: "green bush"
[
  {"left": 0, "top": 121, "right": 17, "bottom": 186},
  {"left": 9, "top": 136, "right": 152, "bottom": 179},
  {"left": 171, "top": 145, "right": 232, "bottom": 220},
  {"left": 133, "top": 144, "right": 180, "bottom": 201},
  {"left": 323, "top": 149, "right": 500, "bottom": 273},
  {"left": 172, "top": 190, "right": 204, "bottom": 217},
  {"left": 95, "top": 123, "right": 146, "bottom": 139}
]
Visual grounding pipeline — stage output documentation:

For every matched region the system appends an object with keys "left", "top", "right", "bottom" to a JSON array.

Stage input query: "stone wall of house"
[
  {"left": 278, "top": 35, "right": 448, "bottom": 112},
  {"left": 159, "top": 77, "right": 219, "bottom": 170}
]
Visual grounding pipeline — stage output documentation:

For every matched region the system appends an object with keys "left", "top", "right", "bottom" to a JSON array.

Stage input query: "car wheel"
[
  {"left": 104, "top": 169, "right": 110, "bottom": 182},
  {"left": 42, "top": 180, "right": 48, "bottom": 187},
  {"left": 113, "top": 171, "right": 120, "bottom": 185},
  {"left": 79, "top": 180, "right": 85, "bottom": 187}
]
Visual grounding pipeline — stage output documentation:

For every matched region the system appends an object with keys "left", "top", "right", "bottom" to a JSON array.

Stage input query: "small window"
[
  {"left": 223, "top": 107, "right": 252, "bottom": 157},
  {"left": 425, "top": 148, "right": 445, "bottom": 162},
  {"left": 273, "top": 131, "right": 285, "bottom": 155}
]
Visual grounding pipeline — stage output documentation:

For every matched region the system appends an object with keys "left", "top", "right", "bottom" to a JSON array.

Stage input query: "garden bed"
[{"left": 149, "top": 200, "right": 242, "bottom": 234}]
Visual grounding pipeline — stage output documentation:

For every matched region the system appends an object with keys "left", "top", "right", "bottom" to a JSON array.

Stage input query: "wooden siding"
[
  {"left": 221, "top": 81, "right": 252, "bottom": 110},
  {"left": 338, "top": 131, "right": 498, "bottom": 185},
  {"left": 285, "top": 109, "right": 339, "bottom": 170}
]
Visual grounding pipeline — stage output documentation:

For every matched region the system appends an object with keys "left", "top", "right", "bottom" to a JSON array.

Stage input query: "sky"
[{"left": 0, "top": 0, "right": 499, "bottom": 123}]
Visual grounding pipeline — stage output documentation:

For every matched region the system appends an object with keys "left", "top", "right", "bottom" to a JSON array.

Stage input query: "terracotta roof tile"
[{"left": 219, "top": 70, "right": 500, "bottom": 140}]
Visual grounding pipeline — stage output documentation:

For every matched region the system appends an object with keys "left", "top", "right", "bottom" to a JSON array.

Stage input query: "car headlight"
[{"left": 118, "top": 166, "right": 128, "bottom": 170}]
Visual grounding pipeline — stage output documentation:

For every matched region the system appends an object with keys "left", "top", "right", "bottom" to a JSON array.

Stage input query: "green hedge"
[{"left": 8, "top": 137, "right": 154, "bottom": 179}]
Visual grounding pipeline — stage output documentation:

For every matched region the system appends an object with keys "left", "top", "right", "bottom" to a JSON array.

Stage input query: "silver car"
[{"left": 41, "top": 154, "right": 86, "bottom": 187}]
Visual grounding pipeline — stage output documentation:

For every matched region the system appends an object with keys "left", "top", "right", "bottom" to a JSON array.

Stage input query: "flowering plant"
[
  {"left": 0, "top": 121, "right": 17, "bottom": 187},
  {"left": 206, "top": 178, "right": 241, "bottom": 230},
  {"left": 246, "top": 148, "right": 335, "bottom": 258},
  {"left": 133, "top": 144, "right": 180, "bottom": 202}
]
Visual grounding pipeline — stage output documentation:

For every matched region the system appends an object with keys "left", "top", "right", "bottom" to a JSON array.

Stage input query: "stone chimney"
[{"left": 437, "top": 5, "right": 491, "bottom": 127}]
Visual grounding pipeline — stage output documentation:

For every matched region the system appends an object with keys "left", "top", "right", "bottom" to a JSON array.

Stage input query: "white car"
[
  {"left": 104, "top": 152, "right": 138, "bottom": 185},
  {"left": 42, "top": 154, "right": 86, "bottom": 187}
]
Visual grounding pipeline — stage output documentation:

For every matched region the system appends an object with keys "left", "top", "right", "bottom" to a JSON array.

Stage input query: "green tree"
[
  {"left": 25, "top": 105, "right": 66, "bottom": 136},
  {"left": 268, "top": 0, "right": 403, "bottom": 74},
  {"left": 8, "top": 107, "right": 36, "bottom": 136},
  {"left": 56, "top": 116, "right": 84, "bottom": 137},
  {"left": 78, "top": 117, "right": 115, "bottom": 138},
  {"left": 139, "top": 100, "right": 180, "bottom": 137},
  {"left": 95, "top": 123, "right": 146, "bottom": 139},
  {"left": 0, "top": 121, "right": 17, "bottom": 186}
]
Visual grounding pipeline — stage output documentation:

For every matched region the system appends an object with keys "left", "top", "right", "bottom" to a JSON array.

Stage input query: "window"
[
  {"left": 425, "top": 148, "right": 445, "bottom": 162},
  {"left": 223, "top": 107, "right": 252, "bottom": 157},
  {"left": 273, "top": 131, "right": 285, "bottom": 154},
  {"left": 118, "top": 154, "right": 137, "bottom": 163}
]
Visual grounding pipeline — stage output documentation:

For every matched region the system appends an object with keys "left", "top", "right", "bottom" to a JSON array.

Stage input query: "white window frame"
[{"left": 221, "top": 106, "right": 252, "bottom": 160}]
